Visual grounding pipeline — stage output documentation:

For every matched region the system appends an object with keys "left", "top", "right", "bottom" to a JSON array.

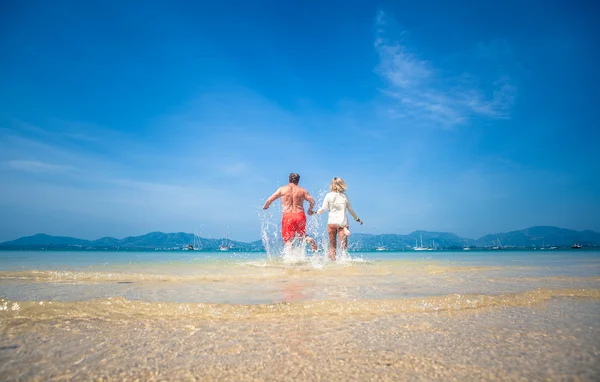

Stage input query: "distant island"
[{"left": 0, "top": 226, "right": 599, "bottom": 251}]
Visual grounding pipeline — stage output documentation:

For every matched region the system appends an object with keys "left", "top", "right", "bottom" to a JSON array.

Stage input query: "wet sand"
[
  {"left": 1, "top": 297, "right": 599, "bottom": 381},
  {"left": 1, "top": 250, "right": 599, "bottom": 380}
]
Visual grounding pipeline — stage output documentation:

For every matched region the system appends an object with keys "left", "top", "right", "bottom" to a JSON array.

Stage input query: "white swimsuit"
[{"left": 317, "top": 192, "right": 358, "bottom": 227}]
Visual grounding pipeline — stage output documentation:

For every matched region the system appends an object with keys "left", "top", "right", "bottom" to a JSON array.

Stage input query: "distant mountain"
[
  {"left": 91, "top": 237, "right": 121, "bottom": 246},
  {"left": 0, "top": 232, "right": 262, "bottom": 251},
  {"left": 1, "top": 233, "right": 91, "bottom": 247},
  {"left": 475, "top": 226, "right": 600, "bottom": 247},
  {"left": 1, "top": 226, "right": 598, "bottom": 250}
]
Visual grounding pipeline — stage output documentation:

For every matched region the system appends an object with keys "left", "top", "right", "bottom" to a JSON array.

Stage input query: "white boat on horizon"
[
  {"left": 183, "top": 230, "right": 202, "bottom": 250},
  {"left": 413, "top": 235, "right": 432, "bottom": 251},
  {"left": 219, "top": 232, "right": 232, "bottom": 251},
  {"left": 492, "top": 238, "right": 503, "bottom": 250}
]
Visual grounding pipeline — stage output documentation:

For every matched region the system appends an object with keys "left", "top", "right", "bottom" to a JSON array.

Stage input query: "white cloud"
[{"left": 375, "top": 11, "right": 517, "bottom": 129}]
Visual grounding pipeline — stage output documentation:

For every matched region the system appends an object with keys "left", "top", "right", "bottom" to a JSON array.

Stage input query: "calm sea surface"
[{"left": 0, "top": 249, "right": 598, "bottom": 303}]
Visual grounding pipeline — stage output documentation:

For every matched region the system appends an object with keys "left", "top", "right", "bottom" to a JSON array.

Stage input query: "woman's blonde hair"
[{"left": 330, "top": 177, "right": 347, "bottom": 193}]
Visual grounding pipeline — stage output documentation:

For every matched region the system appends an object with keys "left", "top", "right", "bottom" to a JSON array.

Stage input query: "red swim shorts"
[{"left": 281, "top": 212, "right": 307, "bottom": 242}]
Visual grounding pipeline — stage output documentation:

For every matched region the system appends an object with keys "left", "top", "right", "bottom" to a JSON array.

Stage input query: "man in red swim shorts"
[{"left": 263, "top": 173, "right": 318, "bottom": 251}]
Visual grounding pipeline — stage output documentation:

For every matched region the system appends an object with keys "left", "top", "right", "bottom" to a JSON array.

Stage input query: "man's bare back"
[
  {"left": 262, "top": 173, "right": 318, "bottom": 251},
  {"left": 263, "top": 184, "right": 316, "bottom": 214}
]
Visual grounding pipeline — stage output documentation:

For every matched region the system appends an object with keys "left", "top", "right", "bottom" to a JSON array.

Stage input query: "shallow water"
[
  {"left": 0, "top": 250, "right": 599, "bottom": 304},
  {"left": 1, "top": 249, "right": 599, "bottom": 380}
]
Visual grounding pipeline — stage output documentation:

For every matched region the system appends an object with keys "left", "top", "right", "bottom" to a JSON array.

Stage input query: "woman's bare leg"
[
  {"left": 339, "top": 228, "right": 348, "bottom": 252},
  {"left": 327, "top": 224, "right": 338, "bottom": 261}
]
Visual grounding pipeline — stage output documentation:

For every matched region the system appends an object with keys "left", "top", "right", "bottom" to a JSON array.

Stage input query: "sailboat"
[
  {"left": 492, "top": 238, "right": 502, "bottom": 250},
  {"left": 193, "top": 232, "right": 201, "bottom": 250},
  {"left": 375, "top": 237, "right": 388, "bottom": 251},
  {"left": 413, "top": 235, "right": 431, "bottom": 251},
  {"left": 183, "top": 231, "right": 202, "bottom": 251},
  {"left": 219, "top": 233, "right": 232, "bottom": 251}
]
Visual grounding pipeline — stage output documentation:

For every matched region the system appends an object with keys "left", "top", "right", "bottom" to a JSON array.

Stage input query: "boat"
[
  {"left": 219, "top": 233, "right": 232, "bottom": 251},
  {"left": 413, "top": 235, "right": 432, "bottom": 251},
  {"left": 375, "top": 238, "right": 388, "bottom": 251},
  {"left": 183, "top": 231, "right": 202, "bottom": 251},
  {"left": 463, "top": 246, "right": 471, "bottom": 251},
  {"left": 492, "top": 238, "right": 502, "bottom": 250},
  {"left": 572, "top": 243, "right": 582, "bottom": 249}
]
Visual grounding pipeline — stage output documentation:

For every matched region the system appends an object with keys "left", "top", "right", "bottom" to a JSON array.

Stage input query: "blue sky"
[{"left": 1, "top": 0, "right": 599, "bottom": 242}]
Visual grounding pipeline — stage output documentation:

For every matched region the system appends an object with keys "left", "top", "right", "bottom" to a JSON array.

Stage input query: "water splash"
[
  {"left": 259, "top": 198, "right": 289, "bottom": 260},
  {"left": 258, "top": 185, "right": 364, "bottom": 265},
  {"left": 258, "top": 186, "right": 330, "bottom": 264},
  {"left": 259, "top": 203, "right": 316, "bottom": 262},
  {"left": 312, "top": 186, "right": 366, "bottom": 263}
]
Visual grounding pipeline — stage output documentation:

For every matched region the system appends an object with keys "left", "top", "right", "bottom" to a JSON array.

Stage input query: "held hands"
[{"left": 307, "top": 209, "right": 315, "bottom": 216}]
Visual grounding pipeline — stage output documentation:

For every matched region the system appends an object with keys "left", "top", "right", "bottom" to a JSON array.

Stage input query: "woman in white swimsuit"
[{"left": 317, "top": 177, "right": 363, "bottom": 261}]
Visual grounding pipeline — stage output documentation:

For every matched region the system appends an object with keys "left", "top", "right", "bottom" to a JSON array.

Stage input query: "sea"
[{"left": 1, "top": 248, "right": 599, "bottom": 380}]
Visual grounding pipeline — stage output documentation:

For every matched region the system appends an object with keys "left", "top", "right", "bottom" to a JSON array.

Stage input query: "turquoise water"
[
  {"left": 0, "top": 249, "right": 599, "bottom": 304},
  {"left": 1, "top": 249, "right": 599, "bottom": 274},
  {"left": 1, "top": 249, "right": 600, "bottom": 381},
  {"left": 1, "top": 249, "right": 599, "bottom": 270}
]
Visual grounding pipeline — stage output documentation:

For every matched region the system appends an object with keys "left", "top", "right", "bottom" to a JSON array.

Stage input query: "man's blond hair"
[{"left": 330, "top": 177, "right": 347, "bottom": 193}]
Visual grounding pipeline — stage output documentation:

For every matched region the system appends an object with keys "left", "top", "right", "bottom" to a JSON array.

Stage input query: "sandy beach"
[
  {"left": 1, "top": 250, "right": 599, "bottom": 381},
  {"left": 1, "top": 296, "right": 599, "bottom": 381}
]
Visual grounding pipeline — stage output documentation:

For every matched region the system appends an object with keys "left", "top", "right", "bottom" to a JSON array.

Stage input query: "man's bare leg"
[
  {"left": 305, "top": 236, "right": 318, "bottom": 252},
  {"left": 284, "top": 235, "right": 317, "bottom": 254}
]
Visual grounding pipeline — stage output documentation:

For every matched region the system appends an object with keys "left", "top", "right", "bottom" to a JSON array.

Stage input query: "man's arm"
[
  {"left": 263, "top": 188, "right": 282, "bottom": 210},
  {"left": 306, "top": 191, "right": 316, "bottom": 215}
]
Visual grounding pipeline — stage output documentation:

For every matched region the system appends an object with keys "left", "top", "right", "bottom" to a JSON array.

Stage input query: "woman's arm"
[
  {"left": 316, "top": 193, "right": 330, "bottom": 214},
  {"left": 346, "top": 197, "right": 362, "bottom": 223}
]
